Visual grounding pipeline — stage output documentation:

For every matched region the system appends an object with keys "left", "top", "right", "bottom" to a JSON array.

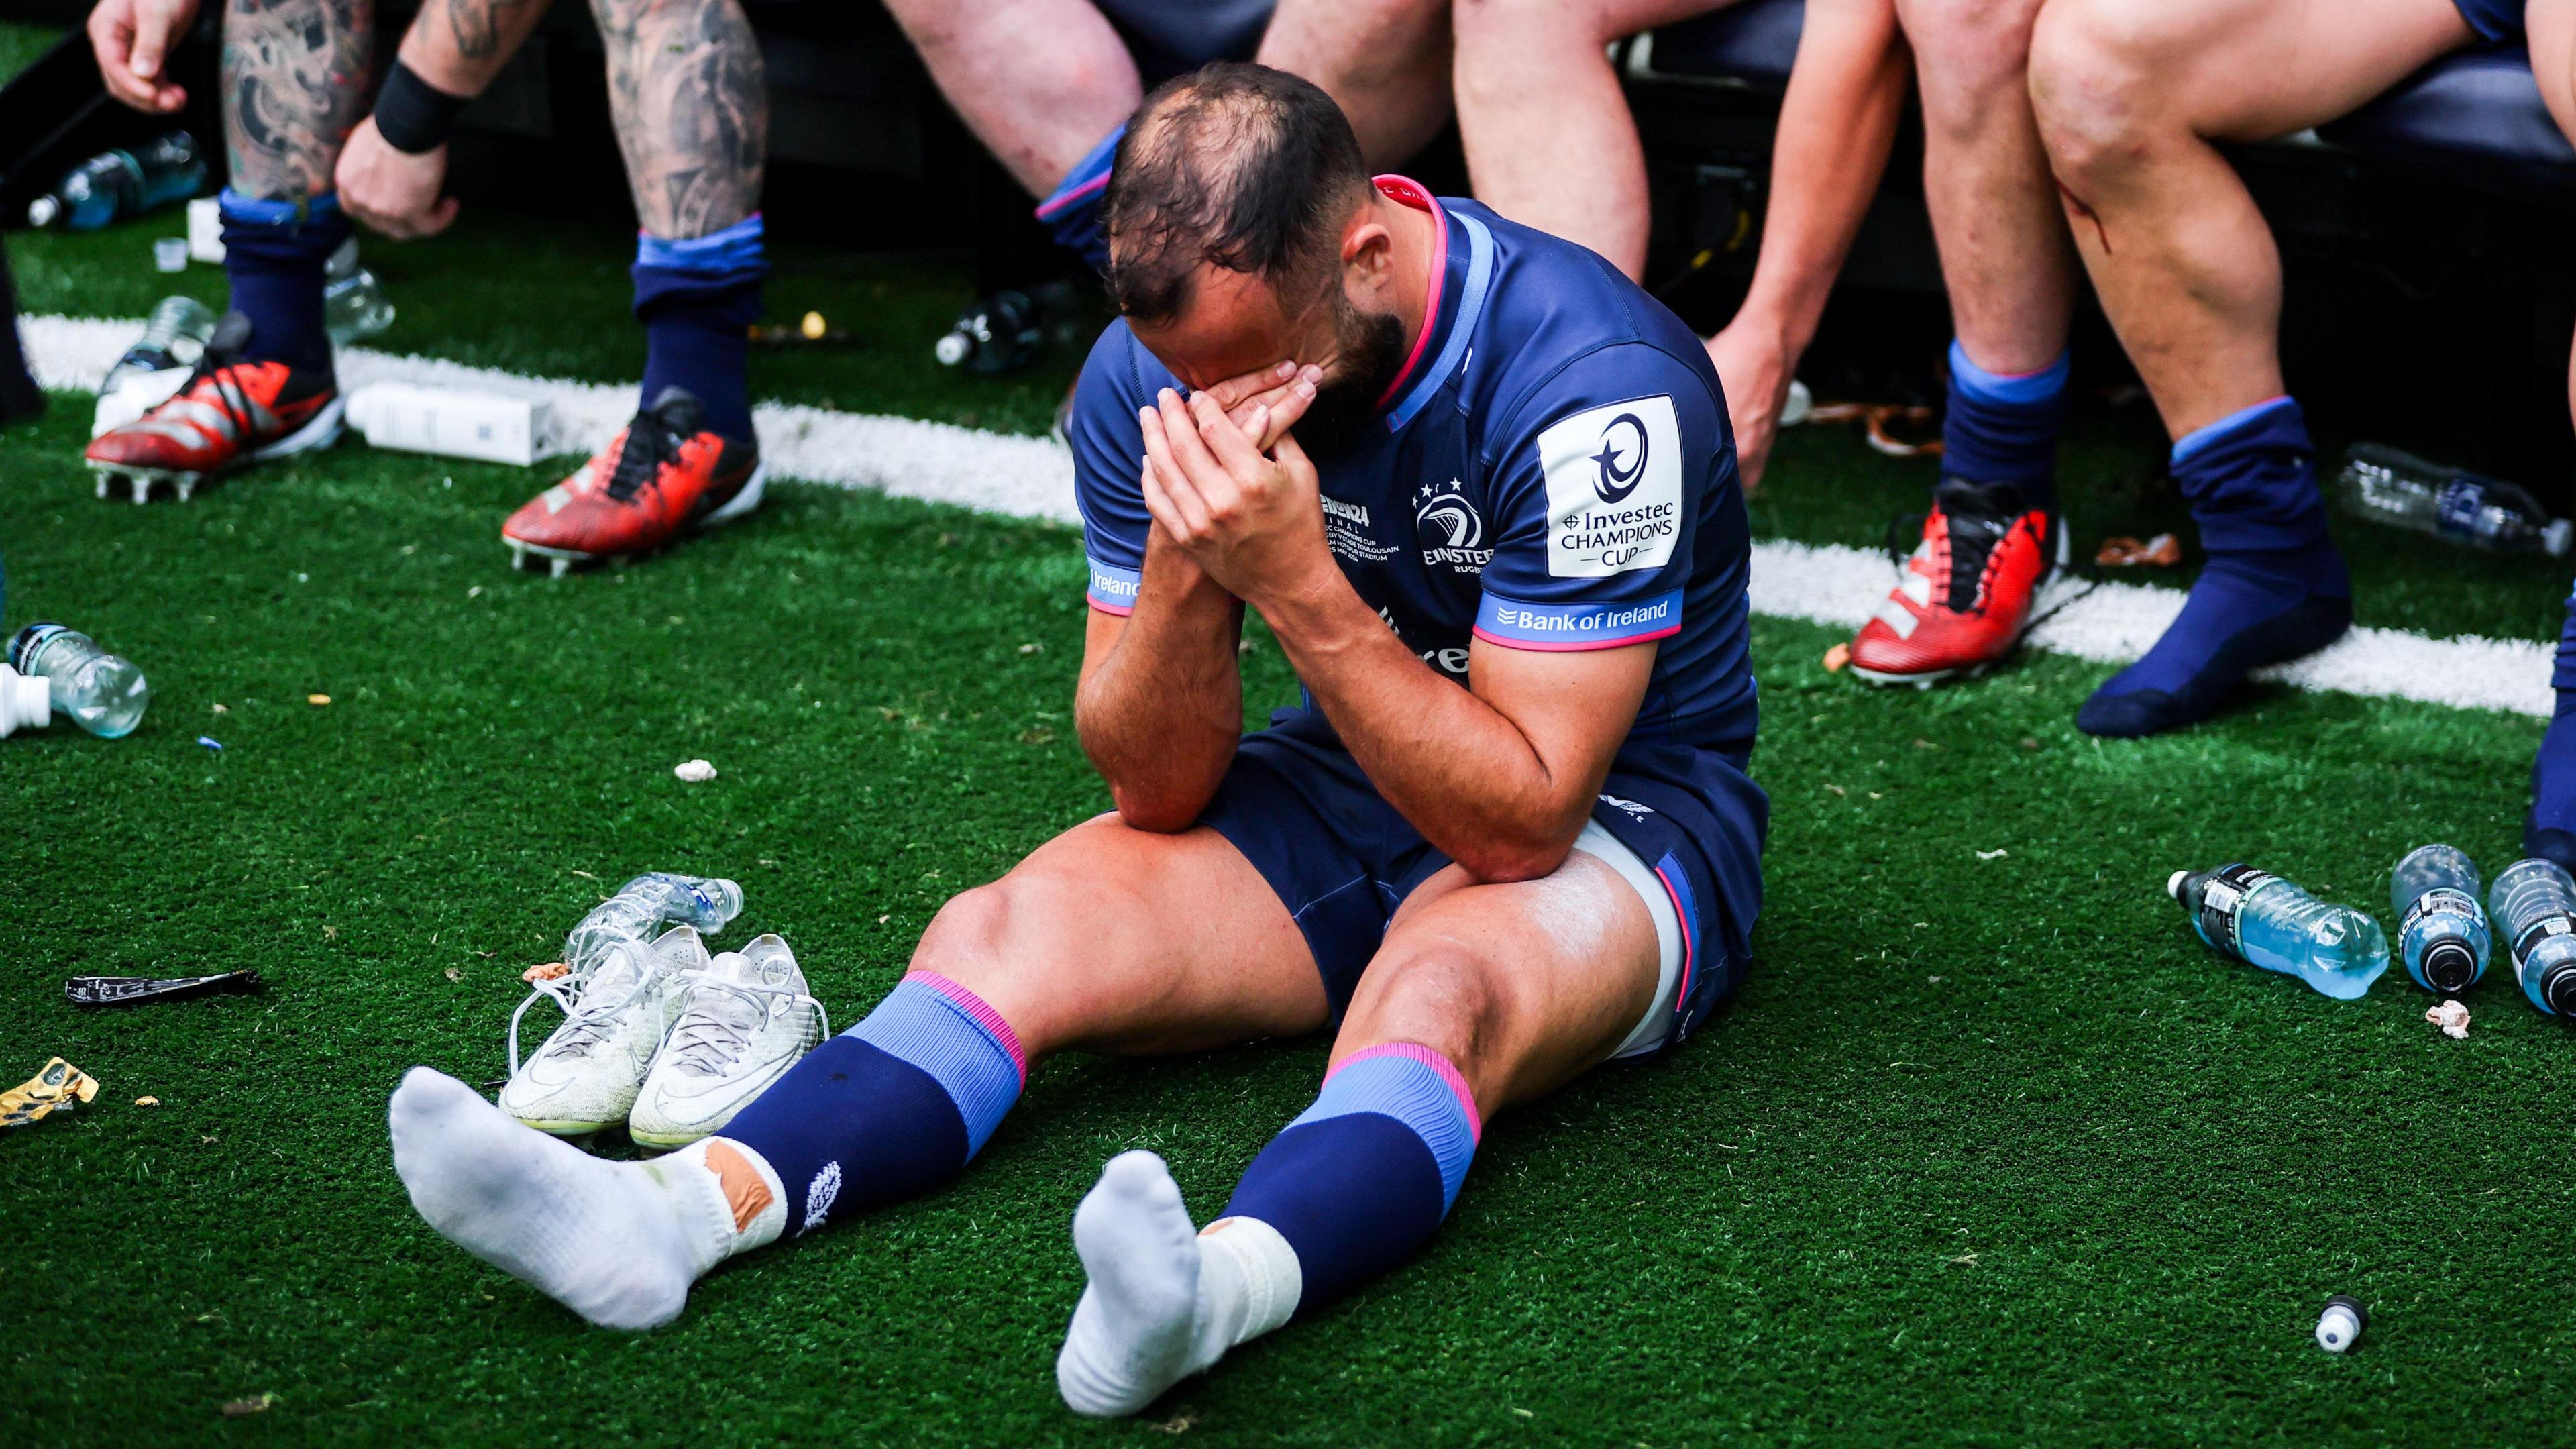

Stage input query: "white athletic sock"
[
  {"left": 387, "top": 1067, "right": 775, "bottom": 1329},
  {"left": 1055, "top": 1151, "right": 1302, "bottom": 1417}
]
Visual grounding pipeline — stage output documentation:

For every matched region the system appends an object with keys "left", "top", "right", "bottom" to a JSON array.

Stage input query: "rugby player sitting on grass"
[{"left": 388, "top": 62, "right": 1767, "bottom": 1416}]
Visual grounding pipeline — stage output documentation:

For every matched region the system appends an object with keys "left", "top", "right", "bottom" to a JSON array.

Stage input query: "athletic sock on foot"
[
  {"left": 715, "top": 971, "right": 1025, "bottom": 1238},
  {"left": 219, "top": 189, "right": 350, "bottom": 374},
  {"left": 2528, "top": 582, "right": 2576, "bottom": 870},
  {"left": 1942, "top": 341, "right": 2068, "bottom": 513},
  {"left": 2077, "top": 396, "right": 2351, "bottom": 739},
  {"left": 1034, "top": 124, "right": 1122, "bottom": 274},
  {"left": 1220, "top": 1042, "right": 1481, "bottom": 1312},
  {"left": 633, "top": 213, "right": 766, "bottom": 442}
]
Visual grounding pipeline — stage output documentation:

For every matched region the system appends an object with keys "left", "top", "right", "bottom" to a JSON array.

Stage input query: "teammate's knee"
[
  {"left": 1895, "top": 0, "right": 2044, "bottom": 119},
  {"left": 1452, "top": 0, "right": 1606, "bottom": 57},
  {"left": 2027, "top": 0, "right": 2169, "bottom": 189}
]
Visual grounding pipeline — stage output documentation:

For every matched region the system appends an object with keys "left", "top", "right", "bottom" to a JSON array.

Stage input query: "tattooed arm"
[
  {"left": 223, "top": 0, "right": 373, "bottom": 201},
  {"left": 337, "top": 0, "right": 550, "bottom": 237},
  {"left": 590, "top": 0, "right": 765, "bottom": 239}
]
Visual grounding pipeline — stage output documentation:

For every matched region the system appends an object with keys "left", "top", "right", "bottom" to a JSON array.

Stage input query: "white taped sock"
[
  {"left": 1055, "top": 1152, "right": 1304, "bottom": 1417},
  {"left": 388, "top": 1067, "right": 746, "bottom": 1329}
]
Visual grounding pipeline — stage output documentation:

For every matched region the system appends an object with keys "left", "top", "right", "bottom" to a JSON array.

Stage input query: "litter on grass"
[
  {"left": 2096, "top": 534, "right": 2183, "bottom": 568},
  {"left": 2315, "top": 1295, "right": 2366, "bottom": 1353},
  {"left": 197, "top": 736, "right": 221, "bottom": 753},
  {"left": 1823, "top": 642, "right": 1851, "bottom": 672},
  {"left": 2426, "top": 998, "right": 2472, "bottom": 1039},
  {"left": 521, "top": 961, "right": 569, "bottom": 983},
  {"left": 134, "top": 1095, "right": 159, "bottom": 1106},
  {"left": 307, "top": 694, "right": 330, "bottom": 706},
  {"left": 1977, "top": 848, "right": 2009, "bottom": 860},
  {"left": 1, "top": 1057, "right": 99, "bottom": 1126},
  {"left": 66, "top": 970, "right": 262, "bottom": 1006},
  {"left": 674, "top": 759, "right": 718, "bottom": 782}
]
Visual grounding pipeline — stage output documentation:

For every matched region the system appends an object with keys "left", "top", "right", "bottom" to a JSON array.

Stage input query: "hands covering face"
[{"left": 1136, "top": 360, "right": 1334, "bottom": 606}]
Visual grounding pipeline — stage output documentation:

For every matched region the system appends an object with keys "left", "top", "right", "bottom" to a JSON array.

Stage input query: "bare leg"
[
  {"left": 1451, "top": 0, "right": 1730, "bottom": 278},
  {"left": 1893, "top": 0, "right": 2073, "bottom": 375},
  {"left": 2028, "top": 0, "right": 2472, "bottom": 438},
  {"left": 1258, "top": 0, "right": 1454, "bottom": 170},
  {"left": 221, "top": 0, "right": 373, "bottom": 199},
  {"left": 588, "top": 0, "right": 765, "bottom": 238},
  {"left": 1706, "top": 0, "right": 1910, "bottom": 486},
  {"left": 886, "top": 0, "right": 1140, "bottom": 197}
]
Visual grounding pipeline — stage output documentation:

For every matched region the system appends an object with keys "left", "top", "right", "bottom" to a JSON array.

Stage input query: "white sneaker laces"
[
  {"left": 507, "top": 936, "right": 668, "bottom": 1075},
  {"left": 660, "top": 969, "right": 828, "bottom": 1077}
]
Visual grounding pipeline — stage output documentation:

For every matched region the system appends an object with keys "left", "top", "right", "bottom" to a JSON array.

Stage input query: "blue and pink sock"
[
  {"left": 2078, "top": 396, "right": 2351, "bottom": 739},
  {"left": 1222, "top": 1043, "right": 1481, "bottom": 1311},
  {"left": 1034, "top": 125, "right": 1123, "bottom": 274},
  {"left": 716, "top": 970, "right": 1024, "bottom": 1237},
  {"left": 631, "top": 213, "right": 766, "bottom": 441},
  {"left": 219, "top": 189, "right": 351, "bottom": 374}
]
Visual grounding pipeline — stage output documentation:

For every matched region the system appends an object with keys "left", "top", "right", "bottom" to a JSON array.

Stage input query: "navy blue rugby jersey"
[{"left": 1069, "top": 176, "right": 1758, "bottom": 761}]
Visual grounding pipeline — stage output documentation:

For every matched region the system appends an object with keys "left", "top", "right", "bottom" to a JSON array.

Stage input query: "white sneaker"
[
  {"left": 628, "top": 934, "right": 828, "bottom": 1150},
  {"left": 500, "top": 924, "right": 706, "bottom": 1135}
]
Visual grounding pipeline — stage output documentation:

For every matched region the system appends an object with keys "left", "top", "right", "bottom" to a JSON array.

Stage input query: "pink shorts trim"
[
  {"left": 1330, "top": 1041, "right": 1482, "bottom": 1142},
  {"left": 905, "top": 969, "right": 1029, "bottom": 1083}
]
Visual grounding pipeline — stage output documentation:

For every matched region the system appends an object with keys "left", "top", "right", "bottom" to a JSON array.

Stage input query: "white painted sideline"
[{"left": 19, "top": 313, "right": 2557, "bottom": 719}]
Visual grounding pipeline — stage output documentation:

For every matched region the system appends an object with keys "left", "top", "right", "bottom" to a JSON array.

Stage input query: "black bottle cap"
[
  {"left": 2422, "top": 941, "right": 2477, "bottom": 993},
  {"left": 2545, "top": 963, "right": 2576, "bottom": 1018}
]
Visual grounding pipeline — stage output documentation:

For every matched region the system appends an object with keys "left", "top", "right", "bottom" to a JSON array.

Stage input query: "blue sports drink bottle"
[
  {"left": 2390, "top": 844, "right": 2489, "bottom": 994},
  {"left": 2489, "top": 858, "right": 2576, "bottom": 1018},
  {"left": 2168, "top": 863, "right": 2390, "bottom": 1000}
]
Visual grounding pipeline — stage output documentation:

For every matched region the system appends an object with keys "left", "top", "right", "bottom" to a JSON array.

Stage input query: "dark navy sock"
[
  {"left": 2078, "top": 396, "right": 2351, "bottom": 739},
  {"left": 716, "top": 970, "right": 1024, "bottom": 1238},
  {"left": 2528, "top": 583, "right": 2576, "bottom": 871},
  {"left": 1942, "top": 341, "right": 2068, "bottom": 514},
  {"left": 633, "top": 214, "right": 766, "bottom": 442},
  {"left": 1221, "top": 1044, "right": 1479, "bottom": 1315},
  {"left": 1034, "top": 124, "right": 1122, "bottom": 274},
  {"left": 219, "top": 189, "right": 349, "bottom": 374}
]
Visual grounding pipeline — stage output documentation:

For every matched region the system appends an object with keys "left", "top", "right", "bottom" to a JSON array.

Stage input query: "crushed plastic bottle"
[
  {"left": 324, "top": 237, "right": 396, "bottom": 345},
  {"left": 2390, "top": 844, "right": 2490, "bottom": 994},
  {"left": 8, "top": 624, "right": 148, "bottom": 739},
  {"left": 24, "top": 132, "right": 205, "bottom": 230},
  {"left": 2336, "top": 443, "right": 2573, "bottom": 557},
  {"left": 2168, "top": 863, "right": 2390, "bottom": 1000},
  {"left": 561, "top": 872, "right": 744, "bottom": 976},
  {"left": 104, "top": 296, "right": 217, "bottom": 394},
  {"left": 2488, "top": 857, "right": 2576, "bottom": 1018}
]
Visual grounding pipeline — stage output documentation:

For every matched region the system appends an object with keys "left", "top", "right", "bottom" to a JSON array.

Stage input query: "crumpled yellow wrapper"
[{"left": 1, "top": 1057, "right": 100, "bottom": 1127}]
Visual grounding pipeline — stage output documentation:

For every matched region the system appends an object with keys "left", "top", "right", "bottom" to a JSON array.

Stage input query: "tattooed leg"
[
  {"left": 590, "top": 0, "right": 765, "bottom": 239},
  {"left": 223, "top": 0, "right": 373, "bottom": 201}
]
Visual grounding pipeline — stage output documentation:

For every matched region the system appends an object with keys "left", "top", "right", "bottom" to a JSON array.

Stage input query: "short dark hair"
[{"left": 1099, "top": 62, "right": 1372, "bottom": 327}]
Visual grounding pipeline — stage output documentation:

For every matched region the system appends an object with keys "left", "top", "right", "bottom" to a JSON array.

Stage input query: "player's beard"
[{"left": 1291, "top": 292, "right": 1409, "bottom": 460}]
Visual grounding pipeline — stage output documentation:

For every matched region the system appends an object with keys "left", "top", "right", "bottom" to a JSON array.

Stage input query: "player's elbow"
[
  {"left": 1454, "top": 830, "right": 1576, "bottom": 885},
  {"left": 1107, "top": 784, "right": 1208, "bottom": 836}
]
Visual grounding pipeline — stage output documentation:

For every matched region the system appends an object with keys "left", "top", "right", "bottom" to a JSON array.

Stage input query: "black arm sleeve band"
[{"left": 372, "top": 58, "right": 471, "bottom": 156}]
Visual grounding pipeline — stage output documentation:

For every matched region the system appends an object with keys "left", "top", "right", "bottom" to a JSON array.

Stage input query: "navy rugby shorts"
[{"left": 1198, "top": 708, "right": 1767, "bottom": 1058}]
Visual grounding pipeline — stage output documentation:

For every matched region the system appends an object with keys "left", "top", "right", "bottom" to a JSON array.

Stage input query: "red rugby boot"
[
  {"left": 502, "top": 386, "right": 764, "bottom": 576},
  {"left": 1847, "top": 478, "right": 2068, "bottom": 687},
  {"left": 85, "top": 314, "right": 343, "bottom": 503}
]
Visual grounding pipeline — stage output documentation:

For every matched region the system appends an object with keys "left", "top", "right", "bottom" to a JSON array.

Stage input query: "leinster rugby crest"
[{"left": 1415, "top": 478, "right": 1491, "bottom": 574}]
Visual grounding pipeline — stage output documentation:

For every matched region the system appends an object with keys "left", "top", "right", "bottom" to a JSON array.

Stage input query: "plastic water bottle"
[
  {"left": 934, "top": 280, "right": 1079, "bottom": 374},
  {"left": 24, "top": 133, "right": 207, "bottom": 230},
  {"left": 7, "top": 624, "right": 149, "bottom": 739},
  {"left": 103, "top": 296, "right": 217, "bottom": 393},
  {"left": 562, "top": 872, "right": 743, "bottom": 973},
  {"left": 2390, "top": 844, "right": 2491, "bottom": 994},
  {"left": 2335, "top": 443, "right": 2574, "bottom": 557},
  {"left": 2488, "top": 858, "right": 2576, "bottom": 1017},
  {"left": 324, "top": 238, "right": 396, "bottom": 345},
  {"left": 2167, "top": 864, "right": 2390, "bottom": 1000}
]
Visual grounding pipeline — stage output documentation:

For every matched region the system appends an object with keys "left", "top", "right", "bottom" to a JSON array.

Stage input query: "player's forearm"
[
  {"left": 223, "top": 0, "right": 373, "bottom": 199},
  {"left": 1076, "top": 553, "right": 1243, "bottom": 831},
  {"left": 1731, "top": 0, "right": 1909, "bottom": 353},
  {"left": 1255, "top": 575, "right": 1582, "bottom": 883},
  {"left": 397, "top": 0, "right": 550, "bottom": 97}
]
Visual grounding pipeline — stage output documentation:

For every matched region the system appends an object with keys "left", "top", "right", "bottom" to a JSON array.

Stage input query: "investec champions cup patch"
[{"left": 1538, "top": 395, "right": 1683, "bottom": 579}]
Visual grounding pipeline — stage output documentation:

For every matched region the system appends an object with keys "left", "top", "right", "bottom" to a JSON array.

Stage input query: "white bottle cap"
[
  {"left": 934, "top": 331, "right": 971, "bottom": 366},
  {"left": 0, "top": 665, "right": 52, "bottom": 737},
  {"left": 2167, "top": 869, "right": 2192, "bottom": 901},
  {"left": 2546, "top": 517, "right": 2572, "bottom": 558},
  {"left": 2314, "top": 1295, "right": 2365, "bottom": 1353}
]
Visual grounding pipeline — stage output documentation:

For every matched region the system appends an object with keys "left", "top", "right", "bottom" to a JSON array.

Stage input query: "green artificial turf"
[
  {"left": 3, "top": 378, "right": 2574, "bottom": 1446},
  {"left": 0, "top": 19, "right": 60, "bottom": 84},
  {"left": 9, "top": 196, "right": 2576, "bottom": 1443}
]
